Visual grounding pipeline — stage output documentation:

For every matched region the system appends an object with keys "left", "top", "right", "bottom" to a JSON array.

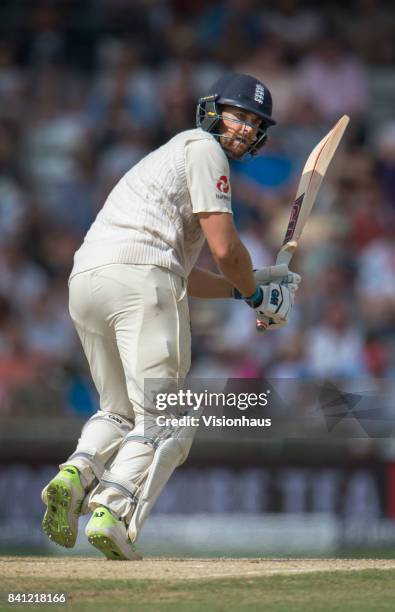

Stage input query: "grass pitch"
[{"left": 1, "top": 557, "right": 395, "bottom": 611}]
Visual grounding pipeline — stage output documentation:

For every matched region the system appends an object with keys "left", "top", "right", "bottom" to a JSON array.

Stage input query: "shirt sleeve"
[{"left": 185, "top": 137, "right": 233, "bottom": 214}]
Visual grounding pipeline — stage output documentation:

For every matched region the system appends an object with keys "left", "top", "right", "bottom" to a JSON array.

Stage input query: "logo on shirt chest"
[{"left": 216, "top": 175, "right": 230, "bottom": 194}]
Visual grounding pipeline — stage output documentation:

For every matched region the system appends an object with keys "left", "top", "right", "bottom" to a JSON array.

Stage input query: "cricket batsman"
[{"left": 41, "top": 73, "right": 301, "bottom": 559}]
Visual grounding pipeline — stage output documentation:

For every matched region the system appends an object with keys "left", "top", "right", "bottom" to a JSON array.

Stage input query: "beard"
[{"left": 220, "top": 134, "right": 251, "bottom": 158}]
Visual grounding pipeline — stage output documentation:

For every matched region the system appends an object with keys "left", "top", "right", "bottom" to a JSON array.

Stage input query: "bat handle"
[
  {"left": 256, "top": 249, "right": 294, "bottom": 333},
  {"left": 256, "top": 317, "right": 270, "bottom": 332}
]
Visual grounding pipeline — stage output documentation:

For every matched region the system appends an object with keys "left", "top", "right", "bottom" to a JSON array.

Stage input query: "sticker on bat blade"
[{"left": 283, "top": 193, "right": 304, "bottom": 245}]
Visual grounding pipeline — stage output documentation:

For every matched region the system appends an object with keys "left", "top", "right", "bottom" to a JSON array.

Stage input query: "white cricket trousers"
[
  {"left": 69, "top": 263, "right": 191, "bottom": 419},
  {"left": 66, "top": 264, "right": 191, "bottom": 517}
]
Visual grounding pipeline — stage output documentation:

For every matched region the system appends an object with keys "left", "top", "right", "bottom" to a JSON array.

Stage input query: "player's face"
[{"left": 219, "top": 106, "right": 262, "bottom": 158}]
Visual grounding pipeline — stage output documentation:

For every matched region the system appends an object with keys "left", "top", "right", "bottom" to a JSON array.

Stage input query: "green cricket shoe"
[
  {"left": 86, "top": 506, "right": 142, "bottom": 560},
  {"left": 41, "top": 465, "right": 84, "bottom": 548}
]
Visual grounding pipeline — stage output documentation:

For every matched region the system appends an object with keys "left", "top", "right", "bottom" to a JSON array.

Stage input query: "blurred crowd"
[{"left": 0, "top": 0, "right": 394, "bottom": 418}]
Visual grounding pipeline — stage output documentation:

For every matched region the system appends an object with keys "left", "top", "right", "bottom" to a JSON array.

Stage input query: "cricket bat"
[{"left": 257, "top": 114, "right": 350, "bottom": 331}]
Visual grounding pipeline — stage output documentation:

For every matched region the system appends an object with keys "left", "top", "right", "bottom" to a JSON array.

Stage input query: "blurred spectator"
[
  {"left": 356, "top": 236, "right": 395, "bottom": 332},
  {"left": 0, "top": 41, "right": 26, "bottom": 118},
  {"left": 0, "top": 244, "right": 48, "bottom": 311},
  {"left": 263, "top": 0, "right": 323, "bottom": 52},
  {"left": 305, "top": 300, "right": 366, "bottom": 377},
  {"left": 197, "top": 0, "right": 264, "bottom": 65},
  {"left": 0, "top": 298, "right": 39, "bottom": 414},
  {"left": 157, "top": 59, "right": 197, "bottom": 141},
  {"left": 38, "top": 229, "right": 80, "bottom": 279},
  {"left": 376, "top": 121, "right": 395, "bottom": 211},
  {"left": 47, "top": 147, "right": 100, "bottom": 235},
  {"left": 363, "top": 334, "right": 393, "bottom": 378},
  {"left": 22, "top": 65, "right": 90, "bottom": 205},
  {"left": 23, "top": 285, "right": 76, "bottom": 362},
  {"left": 88, "top": 41, "right": 162, "bottom": 135},
  {"left": 345, "top": 0, "right": 395, "bottom": 66},
  {"left": 267, "top": 333, "right": 308, "bottom": 378},
  {"left": 65, "top": 366, "right": 98, "bottom": 418},
  {"left": 0, "top": 177, "right": 27, "bottom": 243},
  {"left": 296, "top": 34, "right": 368, "bottom": 124},
  {"left": 22, "top": 4, "right": 66, "bottom": 68}
]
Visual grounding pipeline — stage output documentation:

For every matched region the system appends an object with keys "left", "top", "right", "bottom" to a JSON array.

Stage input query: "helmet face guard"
[
  {"left": 196, "top": 96, "right": 269, "bottom": 160},
  {"left": 196, "top": 74, "right": 276, "bottom": 161}
]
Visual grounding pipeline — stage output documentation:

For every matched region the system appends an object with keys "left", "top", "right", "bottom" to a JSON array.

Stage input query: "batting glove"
[
  {"left": 232, "top": 265, "right": 301, "bottom": 301},
  {"left": 256, "top": 277, "right": 301, "bottom": 330},
  {"left": 254, "top": 265, "right": 301, "bottom": 287}
]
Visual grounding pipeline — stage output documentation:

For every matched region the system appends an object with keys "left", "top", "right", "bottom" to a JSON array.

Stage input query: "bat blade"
[
  {"left": 257, "top": 114, "right": 349, "bottom": 330},
  {"left": 276, "top": 114, "right": 350, "bottom": 266}
]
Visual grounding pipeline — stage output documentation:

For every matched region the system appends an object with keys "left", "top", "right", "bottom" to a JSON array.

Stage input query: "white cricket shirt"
[{"left": 70, "top": 128, "right": 232, "bottom": 279}]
